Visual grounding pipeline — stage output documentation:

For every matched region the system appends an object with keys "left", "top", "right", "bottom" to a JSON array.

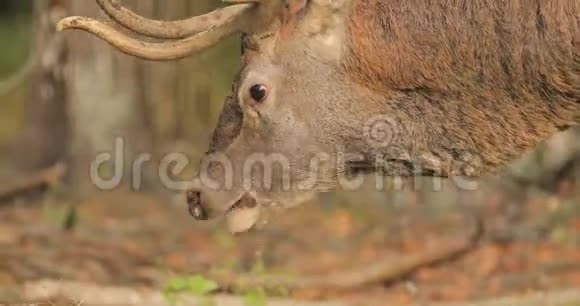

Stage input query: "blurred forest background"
[
  {"left": 0, "top": 0, "right": 239, "bottom": 192},
  {"left": 0, "top": 1, "right": 579, "bottom": 305}
]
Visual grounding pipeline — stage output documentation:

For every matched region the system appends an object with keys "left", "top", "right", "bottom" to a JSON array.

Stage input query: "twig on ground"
[
  {"left": 209, "top": 216, "right": 484, "bottom": 291},
  {"left": 0, "top": 162, "right": 66, "bottom": 204}
]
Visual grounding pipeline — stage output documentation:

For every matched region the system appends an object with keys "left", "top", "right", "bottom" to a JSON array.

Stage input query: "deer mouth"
[{"left": 225, "top": 193, "right": 262, "bottom": 234}]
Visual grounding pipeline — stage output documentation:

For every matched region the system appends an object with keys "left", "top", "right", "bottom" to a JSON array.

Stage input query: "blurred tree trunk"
[
  {"left": 64, "top": 0, "right": 155, "bottom": 193},
  {"left": 63, "top": 0, "right": 223, "bottom": 194},
  {"left": 144, "top": 0, "right": 223, "bottom": 149},
  {"left": 20, "top": 0, "right": 237, "bottom": 195},
  {"left": 142, "top": 0, "right": 241, "bottom": 194},
  {"left": 19, "top": 0, "right": 68, "bottom": 170}
]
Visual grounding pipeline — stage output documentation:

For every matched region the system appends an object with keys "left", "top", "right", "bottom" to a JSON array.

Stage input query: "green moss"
[{"left": 163, "top": 275, "right": 219, "bottom": 306}]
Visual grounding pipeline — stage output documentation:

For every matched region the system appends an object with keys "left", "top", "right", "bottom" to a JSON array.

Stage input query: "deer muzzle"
[{"left": 187, "top": 188, "right": 262, "bottom": 234}]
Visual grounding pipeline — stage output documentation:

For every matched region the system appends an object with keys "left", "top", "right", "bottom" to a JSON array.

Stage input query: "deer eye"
[{"left": 249, "top": 84, "right": 268, "bottom": 103}]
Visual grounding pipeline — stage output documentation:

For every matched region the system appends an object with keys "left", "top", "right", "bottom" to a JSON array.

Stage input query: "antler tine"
[
  {"left": 57, "top": 1, "right": 285, "bottom": 61},
  {"left": 95, "top": 0, "right": 259, "bottom": 39},
  {"left": 57, "top": 12, "right": 248, "bottom": 61}
]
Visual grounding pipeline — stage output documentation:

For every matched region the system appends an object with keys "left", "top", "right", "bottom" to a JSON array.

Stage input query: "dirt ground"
[{"left": 0, "top": 174, "right": 579, "bottom": 305}]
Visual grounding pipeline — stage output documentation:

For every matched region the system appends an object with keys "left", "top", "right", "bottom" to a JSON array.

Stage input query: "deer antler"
[
  {"left": 57, "top": 15, "right": 248, "bottom": 60},
  {"left": 57, "top": 0, "right": 283, "bottom": 61},
  {"left": 94, "top": 0, "right": 253, "bottom": 39}
]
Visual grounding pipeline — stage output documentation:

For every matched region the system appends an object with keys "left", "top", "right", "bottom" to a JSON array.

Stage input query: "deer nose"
[{"left": 186, "top": 190, "right": 210, "bottom": 220}]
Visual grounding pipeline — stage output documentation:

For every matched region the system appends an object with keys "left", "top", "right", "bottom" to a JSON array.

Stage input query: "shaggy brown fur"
[{"left": 344, "top": 0, "right": 579, "bottom": 171}]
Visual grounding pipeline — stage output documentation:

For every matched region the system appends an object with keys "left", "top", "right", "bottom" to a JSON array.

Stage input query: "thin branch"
[
  {"left": 208, "top": 216, "right": 483, "bottom": 291},
  {"left": 0, "top": 162, "right": 66, "bottom": 203}
]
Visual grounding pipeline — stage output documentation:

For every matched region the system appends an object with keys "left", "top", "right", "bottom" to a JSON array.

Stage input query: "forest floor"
[{"left": 0, "top": 171, "right": 579, "bottom": 306}]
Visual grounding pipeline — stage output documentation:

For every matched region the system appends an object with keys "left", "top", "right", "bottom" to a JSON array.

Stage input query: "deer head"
[{"left": 59, "top": 0, "right": 578, "bottom": 233}]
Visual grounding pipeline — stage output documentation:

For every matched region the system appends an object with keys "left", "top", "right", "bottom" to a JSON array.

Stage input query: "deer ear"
[
  {"left": 302, "top": 0, "right": 351, "bottom": 35},
  {"left": 299, "top": 0, "right": 352, "bottom": 60},
  {"left": 286, "top": 0, "right": 308, "bottom": 15}
]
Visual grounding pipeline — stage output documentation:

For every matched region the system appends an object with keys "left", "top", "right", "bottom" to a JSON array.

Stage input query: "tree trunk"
[
  {"left": 18, "top": 0, "right": 68, "bottom": 171},
  {"left": 63, "top": 0, "right": 232, "bottom": 194},
  {"left": 64, "top": 0, "right": 154, "bottom": 193},
  {"left": 19, "top": 0, "right": 238, "bottom": 195}
]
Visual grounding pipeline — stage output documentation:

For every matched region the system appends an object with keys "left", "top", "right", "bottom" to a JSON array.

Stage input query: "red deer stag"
[{"left": 59, "top": 0, "right": 579, "bottom": 233}]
